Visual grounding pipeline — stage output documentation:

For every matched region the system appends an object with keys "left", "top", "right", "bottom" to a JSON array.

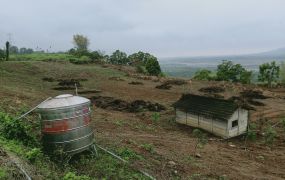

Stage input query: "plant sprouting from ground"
[
  {"left": 192, "top": 129, "right": 208, "bottom": 154},
  {"left": 26, "top": 148, "right": 43, "bottom": 163},
  {"left": 151, "top": 112, "right": 160, "bottom": 124},
  {"left": 264, "top": 126, "right": 277, "bottom": 145},
  {"left": 246, "top": 123, "right": 257, "bottom": 142},
  {"left": 140, "top": 143, "right": 154, "bottom": 154}
]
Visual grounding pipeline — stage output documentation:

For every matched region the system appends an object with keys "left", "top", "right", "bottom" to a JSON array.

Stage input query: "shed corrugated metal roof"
[{"left": 173, "top": 94, "right": 239, "bottom": 121}]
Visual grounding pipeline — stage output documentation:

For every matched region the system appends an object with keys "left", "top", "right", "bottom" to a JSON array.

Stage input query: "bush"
[
  {"left": 117, "top": 147, "right": 142, "bottom": 161},
  {"left": 0, "top": 112, "right": 37, "bottom": 146},
  {"left": 193, "top": 69, "right": 213, "bottom": 80},
  {"left": 151, "top": 112, "right": 160, "bottom": 123},
  {"left": 264, "top": 126, "right": 277, "bottom": 145},
  {"left": 63, "top": 172, "right": 90, "bottom": 180},
  {"left": 69, "top": 57, "right": 91, "bottom": 64},
  {"left": 145, "top": 57, "right": 161, "bottom": 76},
  {"left": 136, "top": 65, "right": 147, "bottom": 74},
  {"left": 246, "top": 123, "right": 257, "bottom": 141},
  {"left": 26, "top": 148, "right": 43, "bottom": 163}
]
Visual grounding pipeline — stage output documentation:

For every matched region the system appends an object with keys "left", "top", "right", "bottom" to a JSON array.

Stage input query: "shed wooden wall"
[{"left": 228, "top": 108, "right": 248, "bottom": 137}]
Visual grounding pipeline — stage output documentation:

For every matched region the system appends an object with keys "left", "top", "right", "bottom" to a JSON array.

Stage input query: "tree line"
[
  {"left": 68, "top": 34, "right": 162, "bottom": 76},
  {"left": 193, "top": 60, "right": 280, "bottom": 87}
]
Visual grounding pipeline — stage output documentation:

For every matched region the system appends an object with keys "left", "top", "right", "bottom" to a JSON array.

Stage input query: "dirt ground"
[{"left": 1, "top": 61, "right": 285, "bottom": 179}]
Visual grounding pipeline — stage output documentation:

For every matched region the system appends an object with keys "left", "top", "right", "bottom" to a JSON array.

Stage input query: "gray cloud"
[{"left": 0, "top": 0, "right": 284, "bottom": 57}]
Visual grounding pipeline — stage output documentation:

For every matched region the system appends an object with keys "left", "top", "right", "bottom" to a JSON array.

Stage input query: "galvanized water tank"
[{"left": 37, "top": 94, "right": 94, "bottom": 155}]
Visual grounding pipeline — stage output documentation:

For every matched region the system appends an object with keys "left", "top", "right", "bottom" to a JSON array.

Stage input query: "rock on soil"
[{"left": 90, "top": 96, "right": 166, "bottom": 112}]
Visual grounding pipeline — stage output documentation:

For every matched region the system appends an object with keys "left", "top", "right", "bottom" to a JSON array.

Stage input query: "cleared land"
[{"left": 0, "top": 60, "right": 285, "bottom": 179}]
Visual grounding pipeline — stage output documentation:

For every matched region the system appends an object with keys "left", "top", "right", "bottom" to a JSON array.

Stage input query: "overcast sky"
[{"left": 0, "top": 0, "right": 284, "bottom": 57}]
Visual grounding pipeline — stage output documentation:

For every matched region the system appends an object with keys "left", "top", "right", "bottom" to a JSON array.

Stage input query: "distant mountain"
[
  {"left": 159, "top": 48, "right": 285, "bottom": 78},
  {"left": 251, "top": 48, "right": 285, "bottom": 57}
]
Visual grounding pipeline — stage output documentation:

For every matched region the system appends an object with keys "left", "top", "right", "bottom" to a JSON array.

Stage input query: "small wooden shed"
[{"left": 173, "top": 94, "right": 249, "bottom": 138}]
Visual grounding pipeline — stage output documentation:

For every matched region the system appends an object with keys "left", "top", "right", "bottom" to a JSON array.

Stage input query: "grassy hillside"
[{"left": 0, "top": 60, "right": 285, "bottom": 179}]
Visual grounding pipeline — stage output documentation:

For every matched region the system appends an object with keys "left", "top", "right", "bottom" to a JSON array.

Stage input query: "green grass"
[
  {"left": 0, "top": 111, "right": 149, "bottom": 179},
  {"left": 9, "top": 53, "right": 75, "bottom": 61}
]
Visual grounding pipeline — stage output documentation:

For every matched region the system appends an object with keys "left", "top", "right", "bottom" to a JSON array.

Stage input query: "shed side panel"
[{"left": 176, "top": 109, "right": 187, "bottom": 125}]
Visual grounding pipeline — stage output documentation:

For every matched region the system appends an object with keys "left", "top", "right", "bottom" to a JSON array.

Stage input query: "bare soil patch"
[
  {"left": 156, "top": 83, "right": 172, "bottom": 90},
  {"left": 199, "top": 86, "right": 225, "bottom": 93},
  {"left": 109, "top": 77, "right": 125, "bottom": 81},
  {"left": 90, "top": 96, "right": 166, "bottom": 112},
  {"left": 128, "top": 81, "right": 143, "bottom": 85}
]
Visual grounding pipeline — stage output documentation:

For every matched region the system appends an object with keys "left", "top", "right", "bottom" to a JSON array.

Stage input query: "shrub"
[
  {"left": 192, "top": 129, "right": 208, "bottom": 153},
  {"left": 246, "top": 123, "right": 257, "bottom": 141},
  {"left": 117, "top": 147, "right": 142, "bottom": 161},
  {"left": 145, "top": 56, "right": 161, "bottom": 76},
  {"left": 26, "top": 148, "right": 43, "bottom": 163},
  {"left": 63, "top": 172, "right": 90, "bottom": 180},
  {"left": 0, "top": 112, "right": 37, "bottom": 146},
  {"left": 136, "top": 65, "right": 146, "bottom": 74},
  {"left": 193, "top": 69, "right": 212, "bottom": 80},
  {"left": 264, "top": 126, "right": 277, "bottom": 145},
  {"left": 69, "top": 57, "right": 91, "bottom": 64},
  {"left": 140, "top": 143, "right": 154, "bottom": 153},
  {"left": 151, "top": 112, "right": 160, "bottom": 123}
]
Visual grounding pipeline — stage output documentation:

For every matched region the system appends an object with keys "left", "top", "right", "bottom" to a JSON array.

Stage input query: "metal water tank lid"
[{"left": 37, "top": 94, "right": 90, "bottom": 109}]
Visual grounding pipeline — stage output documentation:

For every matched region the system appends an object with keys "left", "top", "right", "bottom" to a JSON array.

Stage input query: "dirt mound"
[
  {"left": 109, "top": 77, "right": 125, "bottom": 81},
  {"left": 156, "top": 83, "right": 172, "bottom": 90},
  {"left": 229, "top": 96, "right": 256, "bottom": 110},
  {"left": 90, "top": 96, "right": 166, "bottom": 112},
  {"left": 240, "top": 90, "right": 268, "bottom": 99},
  {"left": 199, "top": 86, "right": 225, "bottom": 93},
  {"left": 164, "top": 79, "right": 187, "bottom": 86},
  {"left": 78, "top": 89, "right": 101, "bottom": 94},
  {"left": 53, "top": 86, "right": 76, "bottom": 90},
  {"left": 58, "top": 79, "right": 82, "bottom": 87},
  {"left": 42, "top": 77, "right": 55, "bottom": 82},
  {"left": 128, "top": 81, "right": 143, "bottom": 85}
]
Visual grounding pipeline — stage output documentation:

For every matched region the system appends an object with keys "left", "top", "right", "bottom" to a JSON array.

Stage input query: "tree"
[
  {"left": 216, "top": 60, "right": 252, "bottom": 84},
  {"left": 5, "top": 41, "right": 10, "bottom": 61},
  {"left": 73, "top": 34, "right": 89, "bottom": 50},
  {"left": 108, "top": 50, "right": 129, "bottom": 65},
  {"left": 193, "top": 69, "right": 212, "bottom": 80},
  {"left": 9, "top": 46, "right": 19, "bottom": 54},
  {"left": 258, "top": 61, "right": 280, "bottom": 87},
  {"left": 145, "top": 56, "right": 161, "bottom": 76},
  {"left": 19, "top": 47, "right": 27, "bottom": 54},
  {"left": 128, "top": 51, "right": 151, "bottom": 65},
  {"left": 0, "top": 49, "right": 5, "bottom": 60},
  {"left": 19, "top": 47, "right": 34, "bottom": 54}
]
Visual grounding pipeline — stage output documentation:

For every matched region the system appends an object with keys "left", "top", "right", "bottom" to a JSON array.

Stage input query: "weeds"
[
  {"left": 0, "top": 168, "right": 7, "bottom": 180},
  {"left": 246, "top": 123, "right": 257, "bottom": 142},
  {"left": 0, "top": 112, "right": 38, "bottom": 146},
  {"left": 151, "top": 112, "right": 160, "bottom": 123},
  {"left": 192, "top": 129, "right": 208, "bottom": 154},
  {"left": 140, "top": 143, "right": 155, "bottom": 154},
  {"left": 63, "top": 172, "right": 91, "bottom": 180},
  {"left": 264, "top": 126, "right": 277, "bottom": 145},
  {"left": 26, "top": 148, "right": 43, "bottom": 163},
  {"left": 117, "top": 147, "right": 143, "bottom": 161}
]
